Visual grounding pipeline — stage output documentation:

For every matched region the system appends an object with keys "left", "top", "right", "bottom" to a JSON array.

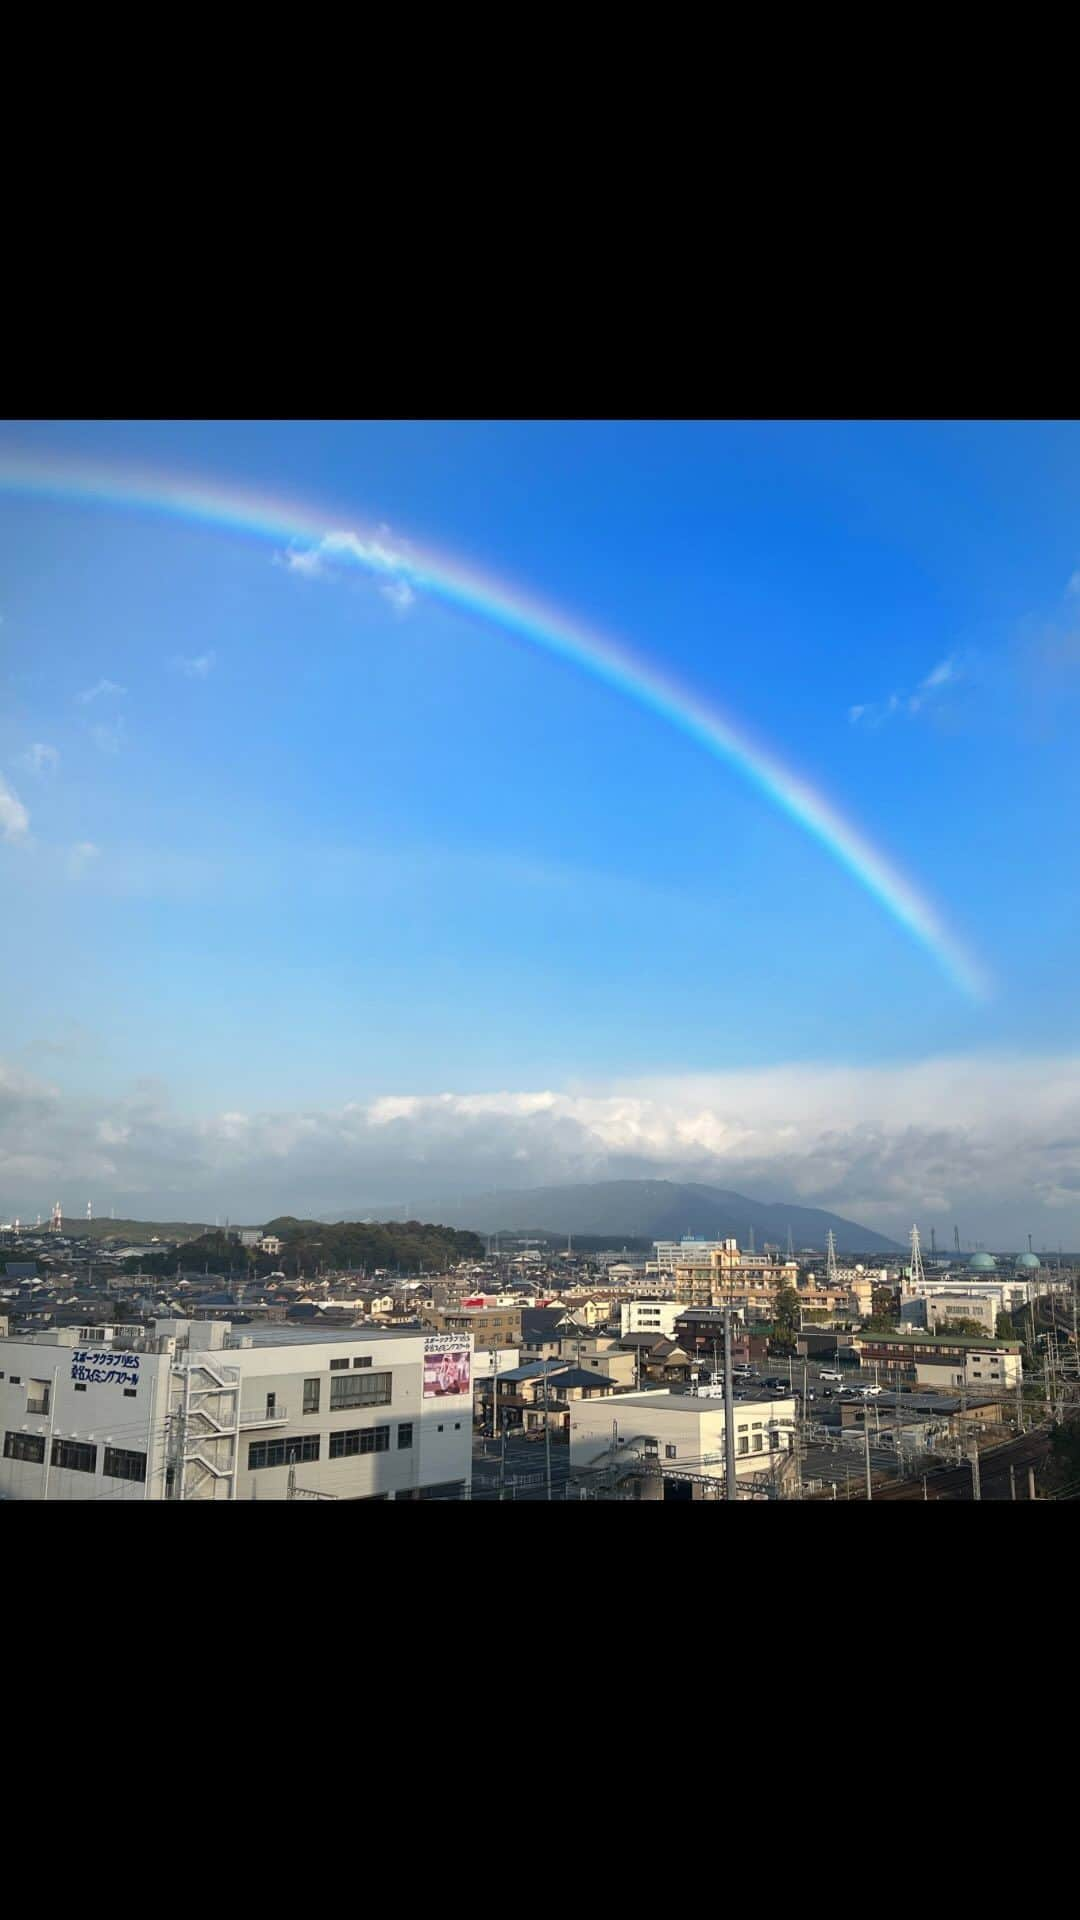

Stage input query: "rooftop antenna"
[
  {"left": 826, "top": 1228, "right": 838, "bottom": 1286},
  {"left": 954, "top": 1225, "right": 960, "bottom": 1255},
  {"left": 910, "top": 1223, "right": 925, "bottom": 1289}
]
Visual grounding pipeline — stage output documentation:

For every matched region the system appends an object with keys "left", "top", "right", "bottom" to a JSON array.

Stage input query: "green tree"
[
  {"left": 995, "top": 1311, "right": 1016, "bottom": 1341},
  {"left": 771, "top": 1284, "right": 801, "bottom": 1351},
  {"left": 937, "top": 1317, "right": 989, "bottom": 1337}
]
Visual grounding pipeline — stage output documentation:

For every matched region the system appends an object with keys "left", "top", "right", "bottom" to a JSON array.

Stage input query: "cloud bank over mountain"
[{"left": 3, "top": 1054, "right": 1080, "bottom": 1246}]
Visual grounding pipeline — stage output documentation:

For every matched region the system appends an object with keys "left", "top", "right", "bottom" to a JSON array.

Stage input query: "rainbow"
[{"left": 0, "top": 442, "right": 988, "bottom": 998}]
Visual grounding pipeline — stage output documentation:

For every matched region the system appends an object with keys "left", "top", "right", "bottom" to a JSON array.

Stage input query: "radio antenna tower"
[
  {"left": 748, "top": 1225, "right": 755, "bottom": 1255},
  {"left": 51, "top": 1201, "right": 62, "bottom": 1233},
  {"left": 87, "top": 1200, "right": 93, "bottom": 1224},
  {"left": 786, "top": 1224, "right": 794, "bottom": 1260},
  {"left": 930, "top": 1226, "right": 937, "bottom": 1257},
  {"left": 910, "top": 1224, "right": 925, "bottom": 1289},
  {"left": 826, "top": 1229, "right": 838, "bottom": 1285},
  {"left": 954, "top": 1225, "right": 960, "bottom": 1254}
]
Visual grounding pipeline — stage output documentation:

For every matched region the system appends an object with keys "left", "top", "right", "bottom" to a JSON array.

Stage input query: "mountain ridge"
[{"left": 338, "top": 1179, "right": 902, "bottom": 1251}]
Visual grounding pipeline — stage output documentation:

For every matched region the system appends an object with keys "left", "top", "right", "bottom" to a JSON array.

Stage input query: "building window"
[
  {"left": 74, "top": 1383, "right": 87, "bottom": 1393},
  {"left": 4, "top": 1431, "right": 45, "bottom": 1464},
  {"left": 353, "top": 1356, "right": 372, "bottom": 1368},
  {"left": 330, "top": 1357, "right": 349, "bottom": 1370},
  {"left": 330, "top": 1371, "right": 391, "bottom": 1410},
  {"left": 124, "top": 1388, "right": 137, "bottom": 1398},
  {"left": 51, "top": 1438, "right": 97, "bottom": 1474},
  {"left": 27, "top": 1381, "right": 51, "bottom": 1415},
  {"left": 8, "top": 1375, "right": 21, "bottom": 1385},
  {"left": 665, "top": 1444, "right": 677, "bottom": 1459},
  {"left": 103, "top": 1446, "right": 147, "bottom": 1483},
  {"left": 454, "top": 1421, "right": 461, "bottom": 1430},
  {"left": 248, "top": 1436, "right": 320, "bottom": 1470},
  {"left": 398, "top": 1422, "right": 414, "bottom": 1450},
  {"left": 738, "top": 1436, "right": 749, "bottom": 1455},
  {"left": 753, "top": 1434, "right": 763, "bottom": 1452},
  {"left": 303, "top": 1377, "right": 321, "bottom": 1415},
  {"left": 329, "top": 1425, "right": 390, "bottom": 1459}
]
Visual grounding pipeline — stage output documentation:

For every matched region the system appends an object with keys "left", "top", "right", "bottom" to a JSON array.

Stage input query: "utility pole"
[
  {"left": 543, "top": 1361, "right": 552, "bottom": 1502},
  {"left": 1009, "top": 1464, "right": 1017, "bottom": 1502},
  {"left": 864, "top": 1411, "right": 873, "bottom": 1501},
  {"left": 968, "top": 1443, "right": 981, "bottom": 1502},
  {"left": 723, "top": 1305, "right": 737, "bottom": 1502},
  {"left": 1028, "top": 1466, "right": 1037, "bottom": 1501}
]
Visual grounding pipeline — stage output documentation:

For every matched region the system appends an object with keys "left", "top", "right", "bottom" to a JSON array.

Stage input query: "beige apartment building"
[{"left": 674, "top": 1245, "right": 798, "bottom": 1311}]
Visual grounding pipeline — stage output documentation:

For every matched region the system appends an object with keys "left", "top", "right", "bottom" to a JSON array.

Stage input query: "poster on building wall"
[{"left": 423, "top": 1333, "right": 471, "bottom": 1397}]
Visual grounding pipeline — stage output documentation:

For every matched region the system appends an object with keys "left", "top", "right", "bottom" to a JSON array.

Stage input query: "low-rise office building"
[
  {"left": 851, "top": 1330, "right": 1022, "bottom": 1391},
  {"left": 0, "top": 1319, "right": 473, "bottom": 1501},
  {"left": 569, "top": 1388, "right": 796, "bottom": 1499},
  {"left": 423, "top": 1304, "right": 522, "bottom": 1352}
]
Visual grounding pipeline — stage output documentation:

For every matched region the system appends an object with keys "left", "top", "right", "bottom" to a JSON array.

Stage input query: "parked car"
[{"left": 820, "top": 1369, "right": 845, "bottom": 1384}]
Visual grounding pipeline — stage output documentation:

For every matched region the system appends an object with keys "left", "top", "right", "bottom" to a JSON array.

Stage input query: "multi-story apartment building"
[
  {"left": 673, "top": 1244, "right": 798, "bottom": 1310},
  {"left": 619, "top": 1300, "right": 681, "bottom": 1341},
  {"left": 0, "top": 1318, "right": 472, "bottom": 1501}
]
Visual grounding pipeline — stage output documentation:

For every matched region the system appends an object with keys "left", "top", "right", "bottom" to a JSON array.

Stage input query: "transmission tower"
[
  {"left": 747, "top": 1225, "right": 755, "bottom": 1255},
  {"left": 910, "top": 1224, "right": 925, "bottom": 1289},
  {"left": 826, "top": 1229, "right": 838, "bottom": 1285},
  {"left": 954, "top": 1225, "right": 960, "bottom": 1254},
  {"left": 930, "top": 1226, "right": 937, "bottom": 1257},
  {"left": 786, "top": 1224, "right": 794, "bottom": 1261},
  {"left": 51, "top": 1201, "right": 62, "bottom": 1233},
  {"left": 87, "top": 1200, "right": 93, "bottom": 1224}
]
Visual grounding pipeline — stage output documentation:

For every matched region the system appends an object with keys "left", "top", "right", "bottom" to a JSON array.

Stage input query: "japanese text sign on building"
[{"left": 70, "top": 1349, "right": 141, "bottom": 1388}]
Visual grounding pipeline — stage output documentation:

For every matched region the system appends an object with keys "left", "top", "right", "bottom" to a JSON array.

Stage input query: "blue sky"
[{"left": 3, "top": 419, "right": 1080, "bottom": 1237}]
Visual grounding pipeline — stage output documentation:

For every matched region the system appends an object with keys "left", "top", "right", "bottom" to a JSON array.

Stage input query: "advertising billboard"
[{"left": 423, "top": 1333, "right": 472, "bottom": 1397}]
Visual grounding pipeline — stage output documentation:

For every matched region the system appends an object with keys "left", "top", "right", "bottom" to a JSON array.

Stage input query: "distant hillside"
[
  {"left": 369, "top": 1180, "right": 901, "bottom": 1253},
  {"left": 123, "top": 1217, "right": 486, "bottom": 1278},
  {"left": 58, "top": 1217, "right": 213, "bottom": 1243}
]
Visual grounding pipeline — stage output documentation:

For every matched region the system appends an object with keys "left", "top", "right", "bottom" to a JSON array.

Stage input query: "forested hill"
[
  {"left": 263, "top": 1217, "right": 485, "bottom": 1272},
  {"left": 125, "top": 1217, "right": 485, "bottom": 1277}
]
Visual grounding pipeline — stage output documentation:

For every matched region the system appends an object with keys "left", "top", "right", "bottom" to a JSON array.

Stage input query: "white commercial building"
[
  {"left": 654, "top": 1238, "right": 734, "bottom": 1275},
  {"left": 619, "top": 1300, "right": 680, "bottom": 1341},
  {"left": 569, "top": 1388, "right": 796, "bottom": 1499},
  {"left": 0, "top": 1319, "right": 473, "bottom": 1501}
]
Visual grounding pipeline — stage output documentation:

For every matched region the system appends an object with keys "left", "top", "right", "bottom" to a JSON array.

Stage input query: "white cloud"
[
  {"left": 21, "top": 743, "right": 59, "bottom": 777},
  {"left": 275, "top": 522, "right": 419, "bottom": 611},
  {"left": 0, "top": 776, "right": 30, "bottom": 842},
  {"left": 172, "top": 651, "right": 216, "bottom": 679},
  {"left": 1066, "top": 572, "right": 1080, "bottom": 598},
  {"left": 278, "top": 546, "right": 327, "bottom": 578},
  {"left": 90, "top": 717, "right": 126, "bottom": 755},
  {"left": 76, "top": 678, "right": 126, "bottom": 705},
  {"left": 4, "top": 1052, "right": 1080, "bottom": 1243},
  {"left": 850, "top": 658, "right": 966, "bottom": 728},
  {"left": 920, "top": 655, "right": 958, "bottom": 691},
  {"left": 70, "top": 841, "right": 100, "bottom": 869}
]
